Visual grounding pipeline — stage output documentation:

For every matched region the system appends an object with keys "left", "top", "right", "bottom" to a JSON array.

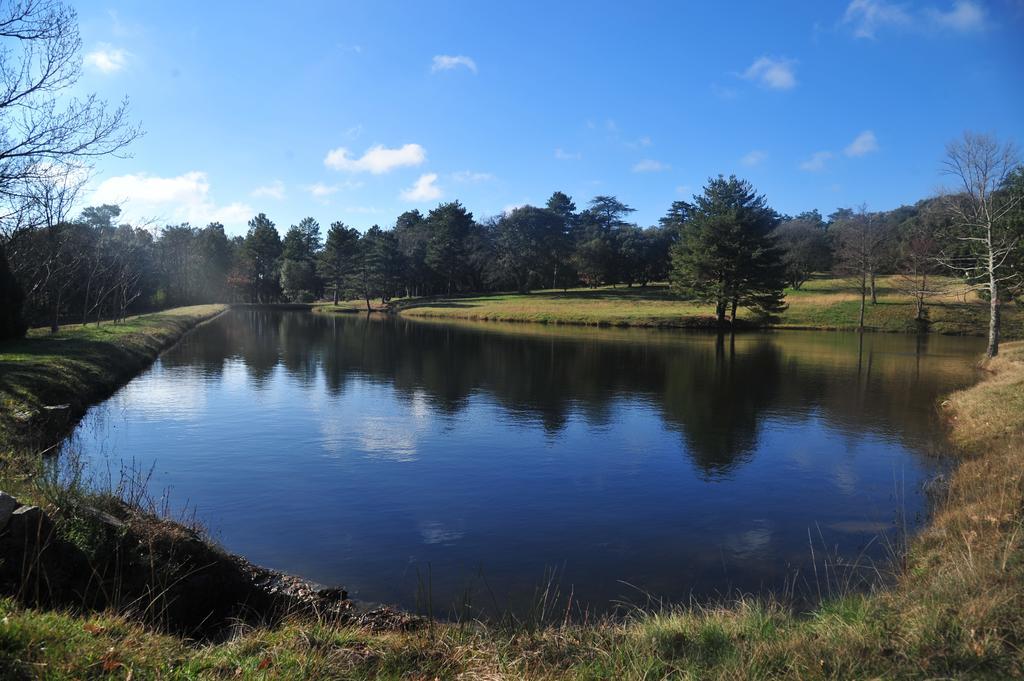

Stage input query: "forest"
[{"left": 3, "top": 149, "right": 1023, "bottom": 355}]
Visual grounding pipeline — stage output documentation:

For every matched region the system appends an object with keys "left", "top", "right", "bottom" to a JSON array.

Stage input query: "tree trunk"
[
  {"left": 716, "top": 300, "right": 726, "bottom": 326},
  {"left": 915, "top": 273, "right": 926, "bottom": 321},
  {"left": 987, "top": 278, "right": 1000, "bottom": 359},
  {"left": 858, "top": 274, "right": 866, "bottom": 330},
  {"left": 869, "top": 272, "right": 877, "bottom": 304},
  {"left": 730, "top": 299, "right": 738, "bottom": 324},
  {"left": 50, "top": 289, "right": 62, "bottom": 333},
  {"left": 365, "top": 293, "right": 372, "bottom": 312},
  {"left": 333, "top": 284, "right": 339, "bottom": 305}
]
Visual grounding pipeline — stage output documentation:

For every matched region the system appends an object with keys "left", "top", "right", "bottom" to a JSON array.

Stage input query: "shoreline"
[
  {"left": 312, "top": 276, "right": 1021, "bottom": 339},
  {"left": 0, "top": 305, "right": 1021, "bottom": 676}
]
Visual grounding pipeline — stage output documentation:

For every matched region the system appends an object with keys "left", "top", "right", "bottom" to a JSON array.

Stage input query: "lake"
[{"left": 67, "top": 309, "right": 983, "bottom": 616}]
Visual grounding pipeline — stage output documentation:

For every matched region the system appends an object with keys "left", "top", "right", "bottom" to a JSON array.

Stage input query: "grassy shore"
[
  {"left": 0, "top": 304, "right": 1020, "bottom": 677},
  {"left": 0, "top": 305, "right": 227, "bottom": 455},
  {"left": 392, "top": 275, "right": 1024, "bottom": 338}
]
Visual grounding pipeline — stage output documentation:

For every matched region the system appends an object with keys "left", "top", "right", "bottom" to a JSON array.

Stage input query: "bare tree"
[
  {"left": 938, "top": 132, "right": 1022, "bottom": 358},
  {"left": 0, "top": 0, "right": 139, "bottom": 336},
  {"left": 895, "top": 206, "right": 946, "bottom": 323},
  {"left": 834, "top": 206, "right": 890, "bottom": 330}
]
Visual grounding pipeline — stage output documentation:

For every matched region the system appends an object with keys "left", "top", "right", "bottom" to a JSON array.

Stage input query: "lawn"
[
  {"left": 394, "top": 275, "right": 1024, "bottom": 338},
  {"left": 0, "top": 305, "right": 226, "bottom": 452}
]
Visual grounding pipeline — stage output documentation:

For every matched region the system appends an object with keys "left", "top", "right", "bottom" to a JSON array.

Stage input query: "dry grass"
[
  {"left": 387, "top": 275, "right": 1024, "bottom": 338},
  {"left": 0, "top": 307, "right": 1021, "bottom": 679}
]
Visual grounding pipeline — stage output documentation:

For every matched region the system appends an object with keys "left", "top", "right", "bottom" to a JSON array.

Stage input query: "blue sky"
[{"left": 73, "top": 1, "right": 1024, "bottom": 235}]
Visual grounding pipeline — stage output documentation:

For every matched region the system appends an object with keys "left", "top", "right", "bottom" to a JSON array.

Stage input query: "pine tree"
[
  {"left": 318, "top": 222, "right": 360, "bottom": 304},
  {"left": 669, "top": 176, "right": 786, "bottom": 325}
]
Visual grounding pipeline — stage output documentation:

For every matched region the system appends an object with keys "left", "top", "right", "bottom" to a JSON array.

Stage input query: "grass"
[
  {"left": 389, "top": 275, "right": 1024, "bottom": 338},
  {"left": 0, "top": 305, "right": 226, "bottom": 453},
  {"left": 0, "top": 307, "right": 1019, "bottom": 676}
]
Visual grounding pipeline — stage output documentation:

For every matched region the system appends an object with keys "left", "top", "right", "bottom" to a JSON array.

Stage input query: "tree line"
[
  {"left": 1, "top": 2, "right": 1021, "bottom": 359},
  {"left": 4, "top": 134, "right": 1021, "bottom": 355}
]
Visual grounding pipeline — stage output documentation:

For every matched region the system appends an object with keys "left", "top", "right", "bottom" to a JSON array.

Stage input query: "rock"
[
  {"left": 317, "top": 586, "right": 348, "bottom": 602},
  {"left": 923, "top": 473, "right": 949, "bottom": 501},
  {"left": 0, "top": 492, "right": 19, "bottom": 532},
  {"left": 5, "top": 505, "right": 53, "bottom": 545}
]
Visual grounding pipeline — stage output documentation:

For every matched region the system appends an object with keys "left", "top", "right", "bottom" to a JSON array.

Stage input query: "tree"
[
  {"left": 354, "top": 225, "right": 401, "bottom": 310},
  {"left": 659, "top": 200, "right": 693, "bottom": 233},
  {"left": 393, "top": 209, "right": 430, "bottom": 297},
  {"left": 0, "top": 0, "right": 138, "bottom": 334},
  {"left": 492, "top": 206, "right": 561, "bottom": 293},
  {"left": 318, "top": 221, "right": 360, "bottom": 304},
  {"left": 544, "top": 192, "right": 576, "bottom": 288},
  {"left": 425, "top": 201, "right": 474, "bottom": 295},
  {"left": 833, "top": 207, "right": 890, "bottom": 330},
  {"left": 573, "top": 196, "right": 635, "bottom": 286},
  {"left": 194, "top": 222, "right": 232, "bottom": 302},
  {"left": 937, "top": 132, "right": 1023, "bottom": 358},
  {"left": 242, "top": 213, "right": 282, "bottom": 303},
  {"left": 897, "top": 213, "right": 942, "bottom": 321},
  {"left": 669, "top": 176, "right": 786, "bottom": 325},
  {"left": 282, "top": 217, "right": 322, "bottom": 261},
  {"left": 156, "top": 224, "right": 196, "bottom": 305},
  {"left": 280, "top": 217, "right": 322, "bottom": 301},
  {"left": 774, "top": 210, "right": 832, "bottom": 289},
  {"left": 0, "top": 243, "right": 26, "bottom": 338}
]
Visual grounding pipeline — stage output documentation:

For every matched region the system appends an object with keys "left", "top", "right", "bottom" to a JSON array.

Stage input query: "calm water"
[{"left": 69, "top": 310, "right": 982, "bottom": 615}]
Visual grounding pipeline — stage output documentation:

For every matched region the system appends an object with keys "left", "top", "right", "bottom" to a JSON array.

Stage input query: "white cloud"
[
  {"left": 431, "top": 55, "right": 477, "bottom": 73},
  {"left": 741, "top": 150, "right": 768, "bottom": 166},
  {"left": 844, "top": 130, "right": 879, "bottom": 157},
  {"left": 632, "top": 159, "right": 670, "bottom": 173},
  {"left": 927, "top": 1, "right": 986, "bottom": 31},
  {"left": 401, "top": 173, "right": 442, "bottom": 201},
  {"left": 554, "top": 148, "right": 581, "bottom": 160},
  {"left": 303, "top": 180, "right": 363, "bottom": 200},
  {"left": 844, "top": 0, "right": 986, "bottom": 37},
  {"left": 675, "top": 185, "right": 692, "bottom": 195},
  {"left": 451, "top": 170, "right": 494, "bottom": 182},
  {"left": 843, "top": 0, "right": 911, "bottom": 38},
  {"left": 742, "top": 56, "right": 797, "bottom": 90},
  {"left": 324, "top": 143, "right": 426, "bottom": 173},
  {"left": 84, "top": 43, "right": 129, "bottom": 73},
  {"left": 307, "top": 182, "right": 339, "bottom": 198},
  {"left": 503, "top": 203, "right": 528, "bottom": 215},
  {"left": 250, "top": 180, "right": 285, "bottom": 200},
  {"left": 92, "top": 171, "right": 253, "bottom": 228},
  {"left": 800, "top": 151, "right": 834, "bottom": 172}
]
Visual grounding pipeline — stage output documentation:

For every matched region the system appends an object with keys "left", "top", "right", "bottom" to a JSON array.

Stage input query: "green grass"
[
  {"left": 0, "top": 305, "right": 226, "bottom": 452},
  {"left": 0, "top": 301, "right": 1021, "bottom": 678},
  {"left": 391, "top": 275, "right": 1024, "bottom": 338}
]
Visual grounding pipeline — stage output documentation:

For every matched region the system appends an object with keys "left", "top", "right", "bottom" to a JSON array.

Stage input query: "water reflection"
[
  {"left": 72, "top": 310, "right": 982, "bottom": 614},
  {"left": 161, "top": 311, "right": 971, "bottom": 477}
]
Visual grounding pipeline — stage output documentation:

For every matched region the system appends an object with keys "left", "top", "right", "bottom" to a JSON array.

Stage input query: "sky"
[{"left": 71, "top": 0, "right": 1024, "bottom": 235}]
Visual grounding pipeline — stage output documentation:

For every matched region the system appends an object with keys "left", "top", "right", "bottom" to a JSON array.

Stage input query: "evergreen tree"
[
  {"left": 670, "top": 176, "right": 786, "bottom": 325},
  {"left": 544, "top": 192, "right": 576, "bottom": 288},
  {"left": 242, "top": 213, "right": 283, "bottom": 303},
  {"left": 280, "top": 217, "right": 322, "bottom": 301},
  {"left": 318, "top": 221, "right": 360, "bottom": 304},
  {"left": 492, "top": 206, "right": 562, "bottom": 293},
  {"left": 425, "top": 201, "right": 474, "bottom": 295},
  {"left": 355, "top": 225, "right": 402, "bottom": 310}
]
